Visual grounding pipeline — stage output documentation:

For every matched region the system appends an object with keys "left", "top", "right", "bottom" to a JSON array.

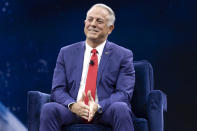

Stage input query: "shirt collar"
[{"left": 85, "top": 40, "right": 106, "bottom": 56}]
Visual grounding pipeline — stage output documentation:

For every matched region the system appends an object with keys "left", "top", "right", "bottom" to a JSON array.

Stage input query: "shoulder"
[
  {"left": 107, "top": 41, "right": 133, "bottom": 56},
  {"left": 58, "top": 41, "right": 84, "bottom": 56},
  {"left": 60, "top": 41, "right": 84, "bottom": 52}
]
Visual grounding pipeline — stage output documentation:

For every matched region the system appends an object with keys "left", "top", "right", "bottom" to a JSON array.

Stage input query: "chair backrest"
[
  {"left": 131, "top": 60, "right": 154, "bottom": 118},
  {"left": 27, "top": 91, "right": 50, "bottom": 131}
]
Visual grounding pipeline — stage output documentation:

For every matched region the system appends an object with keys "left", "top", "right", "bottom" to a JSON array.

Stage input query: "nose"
[{"left": 90, "top": 19, "right": 97, "bottom": 27}]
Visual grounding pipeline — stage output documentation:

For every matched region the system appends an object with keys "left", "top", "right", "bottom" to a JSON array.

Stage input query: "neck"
[{"left": 86, "top": 39, "right": 106, "bottom": 48}]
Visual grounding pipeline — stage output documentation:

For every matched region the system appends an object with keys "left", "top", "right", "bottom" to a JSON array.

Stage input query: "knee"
[
  {"left": 41, "top": 102, "right": 57, "bottom": 113},
  {"left": 111, "top": 102, "right": 129, "bottom": 111},
  {"left": 110, "top": 102, "right": 131, "bottom": 116},
  {"left": 40, "top": 102, "right": 58, "bottom": 119}
]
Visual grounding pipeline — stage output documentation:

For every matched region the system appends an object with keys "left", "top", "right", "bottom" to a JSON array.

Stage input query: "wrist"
[
  {"left": 96, "top": 104, "right": 103, "bottom": 114},
  {"left": 68, "top": 102, "right": 75, "bottom": 111}
]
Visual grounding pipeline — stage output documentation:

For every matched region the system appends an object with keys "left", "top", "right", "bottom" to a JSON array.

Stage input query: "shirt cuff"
[
  {"left": 98, "top": 104, "right": 101, "bottom": 108},
  {"left": 96, "top": 103, "right": 103, "bottom": 114},
  {"left": 68, "top": 102, "right": 76, "bottom": 110}
]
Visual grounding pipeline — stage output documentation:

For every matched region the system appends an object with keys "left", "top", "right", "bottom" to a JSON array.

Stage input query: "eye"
[
  {"left": 97, "top": 19, "right": 104, "bottom": 24},
  {"left": 87, "top": 18, "right": 93, "bottom": 22}
]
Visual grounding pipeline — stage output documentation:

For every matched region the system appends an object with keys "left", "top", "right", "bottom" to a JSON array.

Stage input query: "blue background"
[{"left": 0, "top": 0, "right": 196, "bottom": 130}]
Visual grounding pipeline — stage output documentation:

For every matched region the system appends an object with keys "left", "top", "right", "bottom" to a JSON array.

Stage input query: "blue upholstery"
[
  {"left": 63, "top": 124, "right": 112, "bottom": 131},
  {"left": 27, "top": 60, "right": 167, "bottom": 131}
]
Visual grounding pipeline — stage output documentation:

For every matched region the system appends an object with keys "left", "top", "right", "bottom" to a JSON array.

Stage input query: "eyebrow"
[{"left": 86, "top": 16, "right": 105, "bottom": 21}]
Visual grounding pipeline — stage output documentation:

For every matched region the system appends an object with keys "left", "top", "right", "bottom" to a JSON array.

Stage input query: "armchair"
[{"left": 27, "top": 60, "right": 167, "bottom": 131}]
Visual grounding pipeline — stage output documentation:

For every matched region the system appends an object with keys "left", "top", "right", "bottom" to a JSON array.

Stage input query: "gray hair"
[{"left": 87, "top": 3, "right": 116, "bottom": 26}]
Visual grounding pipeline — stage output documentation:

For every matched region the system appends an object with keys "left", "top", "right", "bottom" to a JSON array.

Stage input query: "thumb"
[
  {"left": 87, "top": 90, "right": 94, "bottom": 101},
  {"left": 80, "top": 92, "right": 86, "bottom": 101}
]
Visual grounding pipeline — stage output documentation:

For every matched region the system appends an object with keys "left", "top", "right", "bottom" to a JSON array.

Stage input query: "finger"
[
  {"left": 89, "top": 103, "right": 98, "bottom": 121},
  {"left": 77, "top": 109, "right": 88, "bottom": 117},
  {"left": 80, "top": 92, "right": 86, "bottom": 101},
  {"left": 87, "top": 90, "right": 94, "bottom": 101},
  {"left": 81, "top": 108, "right": 89, "bottom": 115},
  {"left": 88, "top": 108, "right": 94, "bottom": 121},
  {"left": 88, "top": 112, "right": 94, "bottom": 122},
  {"left": 81, "top": 115, "right": 89, "bottom": 120},
  {"left": 79, "top": 114, "right": 89, "bottom": 121},
  {"left": 80, "top": 111, "right": 89, "bottom": 118},
  {"left": 88, "top": 113, "right": 92, "bottom": 121},
  {"left": 80, "top": 103, "right": 90, "bottom": 111}
]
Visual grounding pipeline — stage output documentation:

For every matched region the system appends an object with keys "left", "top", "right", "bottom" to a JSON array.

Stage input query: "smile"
[{"left": 88, "top": 29, "right": 99, "bottom": 32}]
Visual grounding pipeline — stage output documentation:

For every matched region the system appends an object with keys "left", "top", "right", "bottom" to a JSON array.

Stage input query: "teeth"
[
  {"left": 89, "top": 30, "right": 97, "bottom": 32},
  {"left": 88, "top": 29, "right": 98, "bottom": 32}
]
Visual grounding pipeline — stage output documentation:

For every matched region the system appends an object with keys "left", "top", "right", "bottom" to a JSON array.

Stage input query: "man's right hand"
[{"left": 70, "top": 92, "right": 89, "bottom": 120}]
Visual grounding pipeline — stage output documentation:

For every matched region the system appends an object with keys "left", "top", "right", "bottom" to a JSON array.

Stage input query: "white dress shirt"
[{"left": 76, "top": 40, "right": 106, "bottom": 103}]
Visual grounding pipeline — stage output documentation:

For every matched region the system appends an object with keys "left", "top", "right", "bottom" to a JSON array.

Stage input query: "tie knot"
[{"left": 91, "top": 49, "right": 98, "bottom": 54}]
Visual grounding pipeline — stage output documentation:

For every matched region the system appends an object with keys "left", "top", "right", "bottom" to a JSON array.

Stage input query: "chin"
[
  {"left": 87, "top": 35, "right": 98, "bottom": 40},
  {"left": 87, "top": 37, "right": 100, "bottom": 42},
  {"left": 88, "top": 37, "right": 97, "bottom": 41}
]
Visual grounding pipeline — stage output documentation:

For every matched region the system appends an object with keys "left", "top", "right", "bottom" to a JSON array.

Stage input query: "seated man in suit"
[{"left": 39, "top": 3, "right": 135, "bottom": 131}]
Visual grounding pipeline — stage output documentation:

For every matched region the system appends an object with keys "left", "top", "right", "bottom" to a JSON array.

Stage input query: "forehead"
[{"left": 87, "top": 7, "right": 109, "bottom": 19}]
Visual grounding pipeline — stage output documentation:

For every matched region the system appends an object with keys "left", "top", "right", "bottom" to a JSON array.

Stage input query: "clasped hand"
[{"left": 70, "top": 91, "right": 98, "bottom": 122}]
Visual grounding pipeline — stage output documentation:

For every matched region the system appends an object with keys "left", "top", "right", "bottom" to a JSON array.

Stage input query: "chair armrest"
[
  {"left": 27, "top": 91, "right": 50, "bottom": 131},
  {"left": 147, "top": 90, "right": 167, "bottom": 131}
]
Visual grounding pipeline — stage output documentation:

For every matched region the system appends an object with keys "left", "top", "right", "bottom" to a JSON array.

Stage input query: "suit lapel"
[
  {"left": 74, "top": 41, "right": 85, "bottom": 98},
  {"left": 96, "top": 41, "right": 112, "bottom": 88}
]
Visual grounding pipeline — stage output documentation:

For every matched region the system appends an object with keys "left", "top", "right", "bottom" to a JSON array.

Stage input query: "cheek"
[
  {"left": 84, "top": 24, "right": 88, "bottom": 29},
  {"left": 84, "top": 22, "right": 89, "bottom": 28},
  {"left": 84, "top": 25, "right": 89, "bottom": 32},
  {"left": 95, "top": 26, "right": 104, "bottom": 32}
]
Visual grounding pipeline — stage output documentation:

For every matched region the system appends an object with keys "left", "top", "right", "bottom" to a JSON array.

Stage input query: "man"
[{"left": 40, "top": 3, "right": 135, "bottom": 131}]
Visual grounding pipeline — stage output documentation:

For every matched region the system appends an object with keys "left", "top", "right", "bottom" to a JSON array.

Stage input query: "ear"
[{"left": 108, "top": 25, "right": 114, "bottom": 35}]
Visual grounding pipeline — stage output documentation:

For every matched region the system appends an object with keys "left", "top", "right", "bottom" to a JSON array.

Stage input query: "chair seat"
[
  {"left": 133, "top": 118, "right": 149, "bottom": 131},
  {"left": 62, "top": 118, "right": 148, "bottom": 131}
]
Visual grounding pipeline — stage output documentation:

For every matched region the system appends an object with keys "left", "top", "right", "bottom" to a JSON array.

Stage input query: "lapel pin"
[{"left": 105, "top": 52, "right": 109, "bottom": 54}]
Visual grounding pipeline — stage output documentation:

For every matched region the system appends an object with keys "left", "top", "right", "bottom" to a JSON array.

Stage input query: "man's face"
[{"left": 84, "top": 7, "right": 114, "bottom": 43}]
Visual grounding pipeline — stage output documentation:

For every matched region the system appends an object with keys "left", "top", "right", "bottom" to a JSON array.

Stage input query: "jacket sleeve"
[
  {"left": 98, "top": 50, "right": 135, "bottom": 112},
  {"left": 50, "top": 48, "right": 75, "bottom": 107}
]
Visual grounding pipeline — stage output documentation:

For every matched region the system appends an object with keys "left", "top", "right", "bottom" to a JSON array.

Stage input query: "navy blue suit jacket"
[{"left": 51, "top": 41, "right": 135, "bottom": 112}]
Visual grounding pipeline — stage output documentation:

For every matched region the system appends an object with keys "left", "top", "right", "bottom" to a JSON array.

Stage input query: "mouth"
[{"left": 88, "top": 28, "right": 99, "bottom": 33}]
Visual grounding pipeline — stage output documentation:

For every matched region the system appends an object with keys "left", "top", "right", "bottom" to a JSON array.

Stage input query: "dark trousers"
[{"left": 39, "top": 102, "right": 134, "bottom": 131}]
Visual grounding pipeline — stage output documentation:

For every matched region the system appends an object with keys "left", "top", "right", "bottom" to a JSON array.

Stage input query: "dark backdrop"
[{"left": 0, "top": 0, "right": 196, "bottom": 130}]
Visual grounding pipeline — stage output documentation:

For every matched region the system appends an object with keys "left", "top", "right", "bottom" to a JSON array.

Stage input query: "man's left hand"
[{"left": 87, "top": 90, "right": 98, "bottom": 122}]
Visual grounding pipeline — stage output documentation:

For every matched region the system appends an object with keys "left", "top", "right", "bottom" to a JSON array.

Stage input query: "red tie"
[{"left": 84, "top": 49, "right": 98, "bottom": 105}]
